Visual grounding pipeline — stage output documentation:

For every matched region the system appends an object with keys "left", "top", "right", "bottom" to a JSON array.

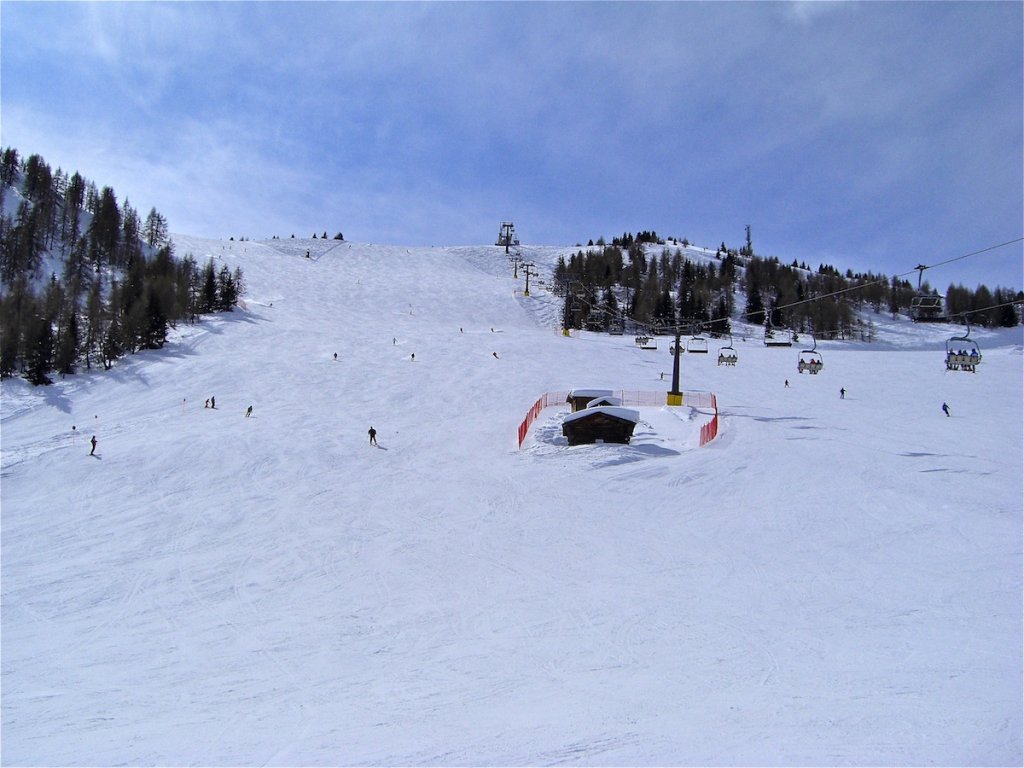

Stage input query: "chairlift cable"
[
  {"left": 568, "top": 237, "right": 1021, "bottom": 332},
  {"left": 697, "top": 236, "right": 1023, "bottom": 327},
  {"left": 913, "top": 237, "right": 1023, "bottom": 274},
  {"left": 946, "top": 297, "right": 1024, "bottom": 322}
]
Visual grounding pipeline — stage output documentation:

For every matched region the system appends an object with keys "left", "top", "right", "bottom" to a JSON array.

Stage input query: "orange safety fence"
[{"left": 699, "top": 394, "right": 719, "bottom": 447}]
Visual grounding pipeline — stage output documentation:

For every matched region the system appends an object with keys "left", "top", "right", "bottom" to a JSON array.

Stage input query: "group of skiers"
[
  {"left": 202, "top": 395, "right": 256, "bottom": 418},
  {"left": 780, "top": 380, "right": 952, "bottom": 417}
]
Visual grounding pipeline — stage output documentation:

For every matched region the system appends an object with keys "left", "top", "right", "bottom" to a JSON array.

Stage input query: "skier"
[
  {"left": 411, "top": 353, "right": 415, "bottom": 362},
  {"left": 784, "top": 379, "right": 790, "bottom": 388},
  {"left": 210, "top": 396, "right": 216, "bottom": 409},
  {"left": 205, "top": 399, "right": 210, "bottom": 408},
  {"left": 942, "top": 402, "right": 950, "bottom": 417},
  {"left": 840, "top": 387, "right": 846, "bottom": 399},
  {"left": 89, "top": 435, "right": 97, "bottom": 456},
  {"left": 492, "top": 351, "right": 500, "bottom": 359},
  {"left": 368, "top": 426, "right": 377, "bottom": 446},
  {"left": 333, "top": 352, "right": 338, "bottom": 361},
  {"left": 246, "top": 405, "right": 253, "bottom": 418}
]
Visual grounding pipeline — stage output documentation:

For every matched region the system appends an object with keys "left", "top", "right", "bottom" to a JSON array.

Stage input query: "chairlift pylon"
[{"left": 686, "top": 324, "right": 709, "bottom": 354}]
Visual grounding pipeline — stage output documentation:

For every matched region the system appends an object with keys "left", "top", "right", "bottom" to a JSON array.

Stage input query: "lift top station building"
[{"left": 496, "top": 222, "right": 520, "bottom": 253}]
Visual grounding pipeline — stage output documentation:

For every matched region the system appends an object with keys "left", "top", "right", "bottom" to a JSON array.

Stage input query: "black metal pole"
[{"left": 669, "top": 328, "right": 683, "bottom": 404}]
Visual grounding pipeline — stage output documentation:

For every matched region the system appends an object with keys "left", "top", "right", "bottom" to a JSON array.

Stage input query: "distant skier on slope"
[
  {"left": 89, "top": 435, "right": 97, "bottom": 456},
  {"left": 942, "top": 402, "right": 950, "bottom": 417},
  {"left": 368, "top": 426, "right": 377, "bottom": 446}
]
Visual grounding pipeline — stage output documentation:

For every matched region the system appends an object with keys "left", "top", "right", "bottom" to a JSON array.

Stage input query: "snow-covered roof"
[
  {"left": 567, "top": 388, "right": 614, "bottom": 399},
  {"left": 586, "top": 395, "right": 622, "bottom": 408},
  {"left": 563, "top": 406, "right": 640, "bottom": 425}
]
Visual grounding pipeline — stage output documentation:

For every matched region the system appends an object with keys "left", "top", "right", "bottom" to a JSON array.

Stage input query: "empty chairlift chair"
[
  {"left": 910, "top": 263, "right": 947, "bottom": 322},
  {"left": 687, "top": 332, "right": 709, "bottom": 354},
  {"left": 764, "top": 321, "right": 794, "bottom": 347},
  {"left": 911, "top": 293, "right": 946, "bottom": 322}
]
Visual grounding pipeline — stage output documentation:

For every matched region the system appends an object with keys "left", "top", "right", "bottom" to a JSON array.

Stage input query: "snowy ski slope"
[{"left": 2, "top": 236, "right": 1021, "bottom": 765}]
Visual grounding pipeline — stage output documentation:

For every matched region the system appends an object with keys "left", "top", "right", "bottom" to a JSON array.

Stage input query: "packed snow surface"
[{"left": 2, "top": 238, "right": 1022, "bottom": 765}]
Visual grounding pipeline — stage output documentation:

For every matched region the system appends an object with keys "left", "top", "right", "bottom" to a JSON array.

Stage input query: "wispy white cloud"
[
  {"left": 781, "top": 0, "right": 855, "bottom": 26},
  {"left": 2, "top": 1, "right": 1020, "bottom": 288}
]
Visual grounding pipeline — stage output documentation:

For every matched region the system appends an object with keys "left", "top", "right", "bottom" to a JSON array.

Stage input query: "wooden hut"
[
  {"left": 565, "top": 389, "right": 614, "bottom": 413},
  {"left": 562, "top": 406, "right": 640, "bottom": 446}
]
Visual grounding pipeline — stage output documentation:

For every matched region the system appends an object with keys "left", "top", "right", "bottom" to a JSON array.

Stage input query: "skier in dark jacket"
[
  {"left": 89, "top": 435, "right": 97, "bottom": 456},
  {"left": 368, "top": 426, "right": 377, "bottom": 446},
  {"left": 942, "top": 402, "right": 950, "bottom": 417}
]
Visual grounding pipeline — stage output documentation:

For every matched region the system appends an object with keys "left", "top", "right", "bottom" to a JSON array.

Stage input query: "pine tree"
[
  {"left": 745, "top": 276, "right": 764, "bottom": 325},
  {"left": 711, "top": 295, "right": 731, "bottom": 335},
  {"left": 141, "top": 285, "right": 167, "bottom": 349},
  {"left": 600, "top": 286, "right": 620, "bottom": 331},
  {"left": 101, "top": 315, "right": 123, "bottom": 369},
  {"left": 0, "top": 147, "right": 19, "bottom": 186},
  {"left": 7, "top": 200, "right": 45, "bottom": 280},
  {"left": 83, "top": 279, "right": 104, "bottom": 370},
  {"left": 88, "top": 186, "right": 121, "bottom": 268},
  {"left": 216, "top": 265, "right": 238, "bottom": 310},
  {"left": 24, "top": 313, "right": 54, "bottom": 385},
  {"left": 120, "top": 199, "right": 142, "bottom": 265},
  {"left": 995, "top": 289, "right": 1020, "bottom": 327},
  {"left": 201, "top": 259, "right": 217, "bottom": 312},
  {"left": 143, "top": 208, "right": 168, "bottom": 248},
  {"left": 62, "top": 172, "right": 85, "bottom": 250},
  {"left": 233, "top": 267, "right": 245, "bottom": 302},
  {"left": 55, "top": 309, "right": 80, "bottom": 375},
  {"left": 0, "top": 275, "right": 29, "bottom": 377}
]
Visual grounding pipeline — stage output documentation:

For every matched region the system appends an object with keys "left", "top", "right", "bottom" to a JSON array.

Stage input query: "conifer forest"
[{"left": 0, "top": 148, "right": 243, "bottom": 384}]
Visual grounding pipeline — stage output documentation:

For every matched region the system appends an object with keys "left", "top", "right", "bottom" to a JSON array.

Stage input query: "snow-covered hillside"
[{"left": 2, "top": 237, "right": 1021, "bottom": 765}]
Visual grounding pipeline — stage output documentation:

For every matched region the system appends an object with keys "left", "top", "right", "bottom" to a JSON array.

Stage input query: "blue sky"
[{"left": 2, "top": 1, "right": 1021, "bottom": 291}]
